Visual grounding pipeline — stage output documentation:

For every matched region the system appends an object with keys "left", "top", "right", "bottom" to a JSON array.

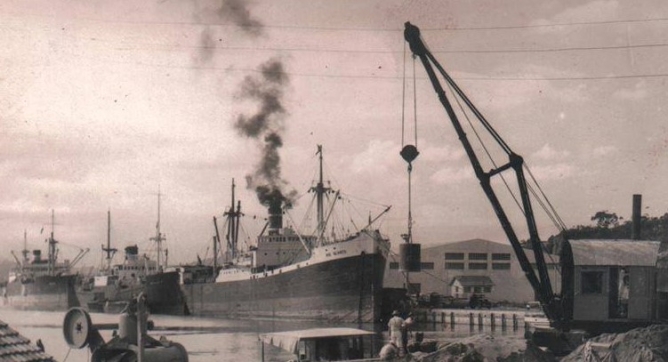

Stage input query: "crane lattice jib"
[{"left": 403, "top": 22, "right": 567, "bottom": 329}]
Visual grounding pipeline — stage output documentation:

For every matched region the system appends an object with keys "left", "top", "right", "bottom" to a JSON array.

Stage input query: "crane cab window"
[{"left": 581, "top": 271, "right": 604, "bottom": 294}]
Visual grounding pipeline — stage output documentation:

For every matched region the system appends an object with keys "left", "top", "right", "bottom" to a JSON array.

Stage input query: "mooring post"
[{"left": 137, "top": 294, "right": 145, "bottom": 362}]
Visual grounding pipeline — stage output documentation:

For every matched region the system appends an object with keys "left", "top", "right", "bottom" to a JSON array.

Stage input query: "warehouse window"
[
  {"left": 581, "top": 271, "right": 604, "bottom": 294},
  {"left": 492, "top": 253, "right": 511, "bottom": 260},
  {"left": 445, "top": 253, "right": 465, "bottom": 260},
  {"left": 389, "top": 262, "right": 399, "bottom": 270},
  {"left": 468, "top": 253, "right": 488, "bottom": 260},
  {"left": 445, "top": 262, "right": 465, "bottom": 270},
  {"left": 421, "top": 262, "right": 434, "bottom": 270},
  {"left": 492, "top": 263, "right": 511, "bottom": 270},
  {"left": 468, "top": 262, "right": 488, "bottom": 270}
]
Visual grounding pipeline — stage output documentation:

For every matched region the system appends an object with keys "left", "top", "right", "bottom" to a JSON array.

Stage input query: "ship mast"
[
  {"left": 22, "top": 229, "right": 29, "bottom": 265},
  {"left": 223, "top": 179, "right": 242, "bottom": 261},
  {"left": 311, "top": 145, "right": 331, "bottom": 242},
  {"left": 101, "top": 210, "right": 117, "bottom": 271},
  {"left": 48, "top": 209, "right": 57, "bottom": 276},
  {"left": 150, "top": 190, "right": 166, "bottom": 272}
]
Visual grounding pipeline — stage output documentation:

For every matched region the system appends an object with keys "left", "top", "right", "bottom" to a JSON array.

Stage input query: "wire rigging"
[{"left": 6, "top": 10, "right": 668, "bottom": 33}]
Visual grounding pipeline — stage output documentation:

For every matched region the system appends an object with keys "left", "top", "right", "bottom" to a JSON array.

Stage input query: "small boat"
[{"left": 260, "top": 328, "right": 381, "bottom": 362}]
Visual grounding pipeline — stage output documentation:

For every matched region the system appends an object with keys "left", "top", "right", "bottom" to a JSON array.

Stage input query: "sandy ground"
[{"left": 391, "top": 324, "right": 668, "bottom": 362}]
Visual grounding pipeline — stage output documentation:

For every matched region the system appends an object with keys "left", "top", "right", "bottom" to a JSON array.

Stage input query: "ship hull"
[
  {"left": 145, "top": 271, "right": 188, "bottom": 315},
  {"left": 1, "top": 275, "right": 79, "bottom": 311},
  {"left": 76, "top": 271, "right": 187, "bottom": 315},
  {"left": 183, "top": 248, "right": 387, "bottom": 322}
]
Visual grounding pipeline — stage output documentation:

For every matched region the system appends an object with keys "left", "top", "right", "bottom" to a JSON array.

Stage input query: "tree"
[{"left": 590, "top": 211, "right": 622, "bottom": 228}]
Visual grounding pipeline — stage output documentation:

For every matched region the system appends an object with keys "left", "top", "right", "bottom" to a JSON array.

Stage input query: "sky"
[{"left": 2, "top": 0, "right": 668, "bottom": 267}]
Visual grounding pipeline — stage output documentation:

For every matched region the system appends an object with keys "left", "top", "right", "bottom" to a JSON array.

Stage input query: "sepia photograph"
[{"left": 1, "top": 0, "right": 667, "bottom": 361}]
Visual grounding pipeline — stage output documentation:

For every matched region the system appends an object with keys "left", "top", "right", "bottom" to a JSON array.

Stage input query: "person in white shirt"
[{"left": 387, "top": 310, "right": 404, "bottom": 352}]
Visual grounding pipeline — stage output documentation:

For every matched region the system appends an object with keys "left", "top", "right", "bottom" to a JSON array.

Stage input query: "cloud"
[
  {"left": 417, "top": 143, "right": 465, "bottom": 163},
  {"left": 350, "top": 140, "right": 399, "bottom": 175},
  {"left": 526, "top": 162, "right": 575, "bottom": 180},
  {"left": 430, "top": 166, "right": 474, "bottom": 185},
  {"left": 592, "top": 145, "right": 618, "bottom": 158},
  {"left": 613, "top": 81, "right": 648, "bottom": 101},
  {"left": 531, "top": 144, "right": 570, "bottom": 161},
  {"left": 531, "top": 0, "right": 620, "bottom": 28}
]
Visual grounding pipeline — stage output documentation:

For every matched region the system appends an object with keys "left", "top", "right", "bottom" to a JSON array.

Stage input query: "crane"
[{"left": 403, "top": 22, "right": 570, "bottom": 331}]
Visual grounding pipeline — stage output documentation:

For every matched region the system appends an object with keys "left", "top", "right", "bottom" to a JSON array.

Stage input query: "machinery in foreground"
[{"left": 63, "top": 294, "right": 188, "bottom": 362}]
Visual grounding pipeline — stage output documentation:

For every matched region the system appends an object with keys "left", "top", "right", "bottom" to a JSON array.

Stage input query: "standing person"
[
  {"left": 402, "top": 312, "right": 414, "bottom": 354},
  {"left": 387, "top": 310, "right": 405, "bottom": 354}
]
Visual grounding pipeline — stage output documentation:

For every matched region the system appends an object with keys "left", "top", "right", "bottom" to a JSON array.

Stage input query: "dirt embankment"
[
  {"left": 560, "top": 324, "right": 668, "bottom": 362},
  {"left": 396, "top": 325, "right": 668, "bottom": 362},
  {"left": 407, "top": 334, "right": 556, "bottom": 362}
]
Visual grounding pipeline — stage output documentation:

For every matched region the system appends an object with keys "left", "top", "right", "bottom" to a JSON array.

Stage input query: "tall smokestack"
[
  {"left": 268, "top": 197, "right": 283, "bottom": 235},
  {"left": 632, "top": 194, "right": 642, "bottom": 240}
]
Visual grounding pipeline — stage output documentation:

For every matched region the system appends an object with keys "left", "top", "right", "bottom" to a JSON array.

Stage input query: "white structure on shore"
[{"left": 384, "top": 238, "right": 560, "bottom": 304}]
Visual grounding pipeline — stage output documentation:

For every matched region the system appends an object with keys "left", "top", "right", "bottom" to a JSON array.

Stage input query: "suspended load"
[{"left": 400, "top": 243, "right": 421, "bottom": 272}]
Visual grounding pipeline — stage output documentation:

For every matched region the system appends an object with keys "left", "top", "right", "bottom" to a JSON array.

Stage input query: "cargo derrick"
[{"left": 403, "top": 22, "right": 569, "bottom": 331}]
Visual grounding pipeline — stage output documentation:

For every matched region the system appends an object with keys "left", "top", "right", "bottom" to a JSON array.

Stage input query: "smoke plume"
[
  {"left": 194, "top": 0, "right": 264, "bottom": 66},
  {"left": 218, "top": 0, "right": 264, "bottom": 37},
  {"left": 234, "top": 58, "right": 295, "bottom": 207}
]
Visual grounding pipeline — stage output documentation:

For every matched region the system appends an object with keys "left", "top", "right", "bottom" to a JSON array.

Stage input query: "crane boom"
[{"left": 403, "top": 22, "right": 567, "bottom": 329}]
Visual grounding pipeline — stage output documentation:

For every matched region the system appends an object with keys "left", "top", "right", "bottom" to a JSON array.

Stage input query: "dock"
[{"left": 413, "top": 308, "right": 549, "bottom": 330}]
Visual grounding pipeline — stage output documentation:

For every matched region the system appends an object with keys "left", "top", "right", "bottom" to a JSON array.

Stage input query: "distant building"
[
  {"left": 384, "top": 238, "right": 560, "bottom": 304},
  {"left": 449, "top": 275, "right": 494, "bottom": 298}
]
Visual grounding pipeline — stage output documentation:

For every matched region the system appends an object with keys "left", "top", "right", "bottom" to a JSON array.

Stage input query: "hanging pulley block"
[{"left": 400, "top": 145, "right": 419, "bottom": 164}]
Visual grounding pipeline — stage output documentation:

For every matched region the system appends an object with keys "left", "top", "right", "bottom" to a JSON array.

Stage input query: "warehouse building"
[{"left": 384, "top": 238, "right": 560, "bottom": 304}]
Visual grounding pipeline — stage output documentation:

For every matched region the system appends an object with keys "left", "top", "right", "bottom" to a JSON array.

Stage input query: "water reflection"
[{"left": 1, "top": 310, "right": 526, "bottom": 362}]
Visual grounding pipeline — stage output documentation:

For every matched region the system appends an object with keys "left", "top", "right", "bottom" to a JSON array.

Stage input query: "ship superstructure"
[{"left": 182, "top": 146, "right": 391, "bottom": 322}]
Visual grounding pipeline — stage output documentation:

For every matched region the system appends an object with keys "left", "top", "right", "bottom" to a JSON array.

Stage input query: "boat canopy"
[{"left": 261, "top": 328, "right": 375, "bottom": 355}]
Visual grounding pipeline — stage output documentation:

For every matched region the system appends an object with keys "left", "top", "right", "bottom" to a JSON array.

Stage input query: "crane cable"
[
  {"left": 439, "top": 54, "right": 569, "bottom": 237},
  {"left": 442, "top": 72, "right": 565, "bottom": 271},
  {"left": 401, "top": 41, "right": 419, "bottom": 148}
]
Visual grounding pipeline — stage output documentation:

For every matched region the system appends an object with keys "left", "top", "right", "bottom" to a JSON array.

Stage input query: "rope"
[
  {"left": 444, "top": 77, "right": 525, "bottom": 213},
  {"left": 401, "top": 41, "right": 407, "bottom": 147},
  {"left": 62, "top": 348, "right": 72, "bottom": 361},
  {"left": 524, "top": 165, "right": 569, "bottom": 231},
  {"left": 413, "top": 56, "right": 418, "bottom": 147}
]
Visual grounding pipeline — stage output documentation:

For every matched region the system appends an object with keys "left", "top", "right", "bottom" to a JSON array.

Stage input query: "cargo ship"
[
  {"left": 77, "top": 203, "right": 187, "bottom": 315},
  {"left": 2, "top": 211, "right": 88, "bottom": 311},
  {"left": 77, "top": 245, "right": 187, "bottom": 315},
  {"left": 181, "top": 146, "right": 391, "bottom": 323}
]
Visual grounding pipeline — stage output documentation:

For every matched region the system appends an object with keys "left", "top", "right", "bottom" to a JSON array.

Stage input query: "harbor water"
[{"left": 0, "top": 309, "right": 527, "bottom": 361}]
